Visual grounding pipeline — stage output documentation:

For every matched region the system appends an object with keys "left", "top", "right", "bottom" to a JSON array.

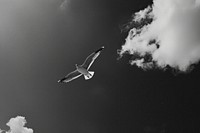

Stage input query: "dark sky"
[{"left": 0, "top": 0, "right": 200, "bottom": 133}]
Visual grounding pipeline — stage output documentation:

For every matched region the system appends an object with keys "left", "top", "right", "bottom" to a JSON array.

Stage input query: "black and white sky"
[{"left": 1, "top": 0, "right": 200, "bottom": 133}]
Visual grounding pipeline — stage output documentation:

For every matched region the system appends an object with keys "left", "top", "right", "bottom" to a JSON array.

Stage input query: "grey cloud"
[{"left": 60, "top": 0, "right": 69, "bottom": 10}]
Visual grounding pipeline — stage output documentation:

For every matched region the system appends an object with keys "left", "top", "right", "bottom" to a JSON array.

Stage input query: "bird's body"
[
  {"left": 76, "top": 64, "right": 93, "bottom": 79},
  {"left": 58, "top": 46, "right": 104, "bottom": 83},
  {"left": 76, "top": 64, "right": 89, "bottom": 75}
]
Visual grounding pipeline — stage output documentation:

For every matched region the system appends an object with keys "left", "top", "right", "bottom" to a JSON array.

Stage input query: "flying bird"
[{"left": 58, "top": 46, "right": 104, "bottom": 83}]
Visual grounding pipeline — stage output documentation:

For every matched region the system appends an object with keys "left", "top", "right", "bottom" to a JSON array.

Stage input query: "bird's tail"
[{"left": 84, "top": 71, "right": 94, "bottom": 80}]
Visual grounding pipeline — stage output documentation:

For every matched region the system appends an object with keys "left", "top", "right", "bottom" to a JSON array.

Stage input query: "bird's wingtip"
[{"left": 94, "top": 46, "right": 105, "bottom": 53}]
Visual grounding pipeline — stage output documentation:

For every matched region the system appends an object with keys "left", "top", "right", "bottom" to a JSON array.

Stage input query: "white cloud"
[
  {"left": 60, "top": 0, "right": 69, "bottom": 10},
  {"left": 0, "top": 116, "right": 33, "bottom": 133},
  {"left": 119, "top": 0, "right": 200, "bottom": 72}
]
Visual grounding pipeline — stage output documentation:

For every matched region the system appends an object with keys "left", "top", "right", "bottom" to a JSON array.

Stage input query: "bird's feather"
[
  {"left": 58, "top": 70, "right": 82, "bottom": 83},
  {"left": 81, "top": 46, "right": 104, "bottom": 70}
]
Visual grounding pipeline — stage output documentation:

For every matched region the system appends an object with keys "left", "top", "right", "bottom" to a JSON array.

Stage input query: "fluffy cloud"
[
  {"left": 119, "top": 0, "right": 200, "bottom": 72},
  {"left": 0, "top": 116, "right": 33, "bottom": 133}
]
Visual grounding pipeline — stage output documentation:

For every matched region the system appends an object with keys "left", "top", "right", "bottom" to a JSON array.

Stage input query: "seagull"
[{"left": 58, "top": 46, "right": 104, "bottom": 83}]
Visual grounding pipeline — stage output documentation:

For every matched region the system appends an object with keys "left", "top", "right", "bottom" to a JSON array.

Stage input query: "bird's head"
[{"left": 75, "top": 64, "right": 78, "bottom": 68}]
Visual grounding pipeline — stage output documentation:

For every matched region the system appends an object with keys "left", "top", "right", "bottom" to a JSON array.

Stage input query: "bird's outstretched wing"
[
  {"left": 58, "top": 70, "right": 82, "bottom": 83},
  {"left": 81, "top": 46, "right": 104, "bottom": 70}
]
